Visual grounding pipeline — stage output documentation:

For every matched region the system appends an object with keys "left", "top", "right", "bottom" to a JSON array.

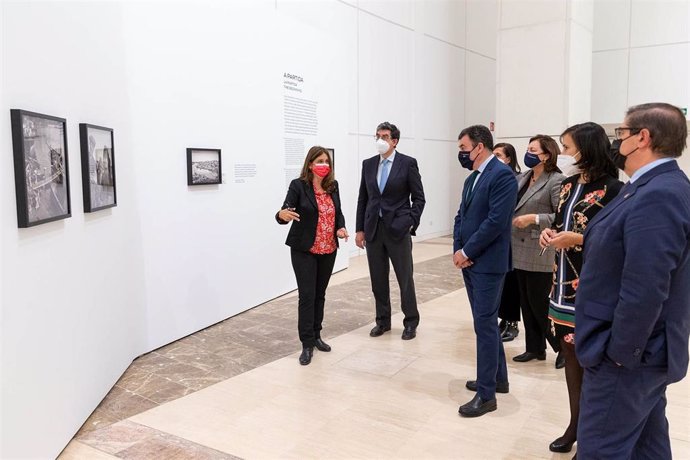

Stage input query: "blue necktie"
[{"left": 379, "top": 159, "right": 390, "bottom": 193}]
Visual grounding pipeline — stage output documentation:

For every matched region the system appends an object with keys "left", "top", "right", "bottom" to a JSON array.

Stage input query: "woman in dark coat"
[{"left": 276, "top": 146, "right": 349, "bottom": 365}]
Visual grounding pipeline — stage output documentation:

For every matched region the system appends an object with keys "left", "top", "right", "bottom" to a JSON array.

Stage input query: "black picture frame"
[
  {"left": 187, "top": 148, "right": 222, "bottom": 185},
  {"left": 326, "top": 148, "right": 335, "bottom": 168},
  {"left": 80, "top": 124, "right": 117, "bottom": 212},
  {"left": 10, "top": 109, "right": 71, "bottom": 228}
]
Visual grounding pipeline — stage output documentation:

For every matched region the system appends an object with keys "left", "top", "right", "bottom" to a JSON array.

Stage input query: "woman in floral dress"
[{"left": 540, "top": 122, "right": 623, "bottom": 454}]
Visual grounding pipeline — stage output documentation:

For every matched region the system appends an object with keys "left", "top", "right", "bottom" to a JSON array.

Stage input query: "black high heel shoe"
[
  {"left": 299, "top": 347, "right": 313, "bottom": 365},
  {"left": 549, "top": 436, "right": 575, "bottom": 453}
]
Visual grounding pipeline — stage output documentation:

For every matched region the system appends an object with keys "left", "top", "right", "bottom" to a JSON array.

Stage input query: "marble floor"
[{"left": 59, "top": 237, "right": 690, "bottom": 459}]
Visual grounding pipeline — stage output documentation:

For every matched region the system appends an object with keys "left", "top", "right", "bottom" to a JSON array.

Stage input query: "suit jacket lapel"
[
  {"left": 464, "top": 157, "right": 495, "bottom": 209},
  {"left": 368, "top": 156, "right": 382, "bottom": 196},
  {"left": 303, "top": 179, "right": 317, "bottom": 209},
  {"left": 516, "top": 170, "right": 548, "bottom": 210}
]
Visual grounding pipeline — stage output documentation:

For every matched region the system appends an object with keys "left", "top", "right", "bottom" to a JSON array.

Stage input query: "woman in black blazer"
[
  {"left": 493, "top": 142, "right": 522, "bottom": 342},
  {"left": 276, "top": 146, "right": 348, "bottom": 365}
]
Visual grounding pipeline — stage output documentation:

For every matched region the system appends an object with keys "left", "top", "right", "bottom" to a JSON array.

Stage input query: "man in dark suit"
[
  {"left": 356, "top": 122, "right": 426, "bottom": 340},
  {"left": 453, "top": 125, "right": 518, "bottom": 417},
  {"left": 575, "top": 103, "right": 690, "bottom": 458}
]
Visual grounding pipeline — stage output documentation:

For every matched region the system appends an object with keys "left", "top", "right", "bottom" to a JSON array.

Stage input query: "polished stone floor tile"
[
  {"left": 75, "top": 420, "right": 240, "bottom": 460},
  {"left": 68, "top": 238, "right": 461, "bottom": 453},
  {"left": 69, "top": 237, "right": 690, "bottom": 459}
]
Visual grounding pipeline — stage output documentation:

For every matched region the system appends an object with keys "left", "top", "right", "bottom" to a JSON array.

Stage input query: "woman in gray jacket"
[{"left": 511, "top": 135, "right": 564, "bottom": 366}]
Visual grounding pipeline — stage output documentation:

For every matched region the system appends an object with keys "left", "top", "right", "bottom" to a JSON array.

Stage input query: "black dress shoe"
[
  {"left": 465, "top": 380, "right": 509, "bottom": 394},
  {"left": 555, "top": 351, "right": 566, "bottom": 369},
  {"left": 501, "top": 322, "right": 519, "bottom": 342},
  {"left": 458, "top": 394, "right": 497, "bottom": 417},
  {"left": 401, "top": 327, "right": 416, "bottom": 340},
  {"left": 498, "top": 319, "right": 507, "bottom": 335},
  {"left": 549, "top": 436, "right": 575, "bottom": 453},
  {"left": 314, "top": 338, "right": 331, "bottom": 352},
  {"left": 369, "top": 325, "right": 391, "bottom": 337},
  {"left": 299, "top": 347, "right": 313, "bottom": 365},
  {"left": 512, "top": 351, "right": 546, "bottom": 362}
]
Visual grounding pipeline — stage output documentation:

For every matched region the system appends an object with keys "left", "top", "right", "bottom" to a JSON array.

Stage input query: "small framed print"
[
  {"left": 326, "top": 148, "right": 335, "bottom": 168},
  {"left": 80, "top": 124, "right": 117, "bottom": 212},
  {"left": 10, "top": 109, "right": 71, "bottom": 228},
  {"left": 187, "top": 148, "right": 222, "bottom": 185}
]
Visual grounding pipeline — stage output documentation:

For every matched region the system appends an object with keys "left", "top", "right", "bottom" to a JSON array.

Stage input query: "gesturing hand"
[{"left": 278, "top": 208, "right": 300, "bottom": 222}]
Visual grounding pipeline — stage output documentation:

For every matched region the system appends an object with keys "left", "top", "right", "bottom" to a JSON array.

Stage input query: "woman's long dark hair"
[
  {"left": 561, "top": 122, "right": 618, "bottom": 180},
  {"left": 299, "top": 146, "right": 336, "bottom": 193},
  {"left": 494, "top": 142, "right": 521, "bottom": 174}
]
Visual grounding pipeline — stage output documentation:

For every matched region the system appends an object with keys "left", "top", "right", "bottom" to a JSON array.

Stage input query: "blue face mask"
[{"left": 524, "top": 152, "right": 542, "bottom": 169}]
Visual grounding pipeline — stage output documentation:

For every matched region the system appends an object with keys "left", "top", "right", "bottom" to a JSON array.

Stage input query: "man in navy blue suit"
[
  {"left": 575, "top": 103, "right": 690, "bottom": 458},
  {"left": 453, "top": 125, "right": 518, "bottom": 417},
  {"left": 356, "top": 122, "right": 426, "bottom": 340}
]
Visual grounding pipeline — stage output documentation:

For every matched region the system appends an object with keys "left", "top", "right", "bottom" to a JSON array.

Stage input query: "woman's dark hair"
[
  {"left": 299, "top": 146, "right": 335, "bottom": 193},
  {"left": 528, "top": 135, "right": 560, "bottom": 173},
  {"left": 561, "top": 122, "right": 618, "bottom": 180},
  {"left": 494, "top": 142, "right": 520, "bottom": 173}
]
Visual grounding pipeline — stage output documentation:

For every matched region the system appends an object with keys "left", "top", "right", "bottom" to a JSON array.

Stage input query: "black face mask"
[
  {"left": 458, "top": 150, "right": 474, "bottom": 170},
  {"left": 609, "top": 139, "right": 639, "bottom": 171}
]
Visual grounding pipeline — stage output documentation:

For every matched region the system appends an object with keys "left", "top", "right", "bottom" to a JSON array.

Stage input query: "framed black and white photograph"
[
  {"left": 187, "top": 148, "right": 221, "bottom": 185},
  {"left": 326, "top": 147, "right": 335, "bottom": 168},
  {"left": 79, "top": 123, "right": 117, "bottom": 212},
  {"left": 80, "top": 124, "right": 117, "bottom": 212},
  {"left": 10, "top": 109, "right": 71, "bottom": 228}
]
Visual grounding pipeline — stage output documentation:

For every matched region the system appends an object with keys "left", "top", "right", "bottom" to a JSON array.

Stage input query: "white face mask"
[
  {"left": 375, "top": 138, "right": 391, "bottom": 155},
  {"left": 557, "top": 154, "right": 581, "bottom": 177}
]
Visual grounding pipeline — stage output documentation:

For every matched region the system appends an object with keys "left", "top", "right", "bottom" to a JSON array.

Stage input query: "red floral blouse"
[{"left": 310, "top": 189, "right": 337, "bottom": 255}]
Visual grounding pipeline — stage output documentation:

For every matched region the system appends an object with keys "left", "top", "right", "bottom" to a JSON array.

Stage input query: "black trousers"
[
  {"left": 290, "top": 248, "right": 337, "bottom": 347},
  {"left": 365, "top": 219, "right": 419, "bottom": 329},
  {"left": 498, "top": 269, "right": 521, "bottom": 322},
  {"left": 515, "top": 269, "right": 559, "bottom": 354}
]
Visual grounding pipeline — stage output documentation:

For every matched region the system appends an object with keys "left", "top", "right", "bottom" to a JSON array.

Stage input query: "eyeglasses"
[{"left": 614, "top": 127, "right": 641, "bottom": 140}]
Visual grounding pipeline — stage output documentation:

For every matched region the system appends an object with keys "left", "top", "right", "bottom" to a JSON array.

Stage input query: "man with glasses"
[
  {"left": 575, "top": 103, "right": 690, "bottom": 458},
  {"left": 356, "top": 122, "right": 426, "bottom": 340},
  {"left": 453, "top": 125, "right": 518, "bottom": 417}
]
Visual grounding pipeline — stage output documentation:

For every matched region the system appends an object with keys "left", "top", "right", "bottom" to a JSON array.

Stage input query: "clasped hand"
[
  {"left": 453, "top": 250, "right": 473, "bottom": 269},
  {"left": 539, "top": 228, "right": 581, "bottom": 250}
]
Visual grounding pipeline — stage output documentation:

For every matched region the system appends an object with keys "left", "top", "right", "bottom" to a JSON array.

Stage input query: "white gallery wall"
[
  {"left": 495, "top": 0, "right": 595, "bottom": 160},
  {"left": 591, "top": 0, "right": 689, "bottom": 124},
  {"left": 0, "top": 2, "right": 149, "bottom": 458},
  {"left": 496, "top": 0, "right": 689, "bottom": 171},
  {"left": 0, "top": 1, "right": 497, "bottom": 458}
]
